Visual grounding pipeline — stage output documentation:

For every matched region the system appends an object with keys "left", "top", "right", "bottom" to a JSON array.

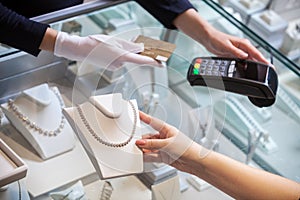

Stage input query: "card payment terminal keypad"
[{"left": 192, "top": 58, "right": 236, "bottom": 77}]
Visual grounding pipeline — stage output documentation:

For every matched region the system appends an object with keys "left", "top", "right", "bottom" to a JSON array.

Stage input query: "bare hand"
[
  {"left": 135, "top": 111, "right": 202, "bottom": 174},
  {"left": 203, "top": 28, "right": 269, "bottom": 64}
]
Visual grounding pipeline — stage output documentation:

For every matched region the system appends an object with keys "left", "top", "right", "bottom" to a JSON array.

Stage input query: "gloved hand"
[{"left": 54, "top": 32, "right": 161, "bottom": 71}]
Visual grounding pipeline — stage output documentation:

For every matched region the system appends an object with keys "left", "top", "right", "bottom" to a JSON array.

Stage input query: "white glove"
[{"left": 54, "top": 32, "right": 161, "bottom": 70}]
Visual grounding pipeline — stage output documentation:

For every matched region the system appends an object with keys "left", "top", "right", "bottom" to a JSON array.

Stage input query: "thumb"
[{"left": 136, "top": 138, "right": 168, "bottom": 150}]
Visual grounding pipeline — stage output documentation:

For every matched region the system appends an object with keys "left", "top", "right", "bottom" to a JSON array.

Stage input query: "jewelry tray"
[{"left": 0, "top": 138, "right": 27, "bottom": 188}]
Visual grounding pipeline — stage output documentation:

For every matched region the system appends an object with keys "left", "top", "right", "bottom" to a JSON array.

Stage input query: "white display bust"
[
  {"left": 1, "top": 84, "right": 75, "bottom": 160},
  {"left": 63, "top": 93, "right": 143, "bottom": 179}
]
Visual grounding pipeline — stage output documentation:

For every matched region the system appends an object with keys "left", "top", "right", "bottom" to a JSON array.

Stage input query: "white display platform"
[
  {"left": 63, "top": 94, "right": 143, "bottom": 180},
  {"left": 0, "top": 130, "right": 96, "bottom": 198},
  {"left": 1, "top": 84, "right": 75, "bottom": 160},
  {"left": 84, "top": 176, "right": 151, "bottom": 200}
]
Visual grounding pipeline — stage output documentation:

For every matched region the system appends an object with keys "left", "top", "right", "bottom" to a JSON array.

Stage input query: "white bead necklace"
[
  {"left": 76, "top": 100, "right": 137, "bottom": 148},
  {"left": 8, "top": 87, "right": 65, "bottom": 137}
]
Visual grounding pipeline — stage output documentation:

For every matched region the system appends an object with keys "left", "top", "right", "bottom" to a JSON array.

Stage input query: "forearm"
[
  {"left": 0, "top": 3, "right": 49, "bottom": 56},
  {"left": 39, "top": 28, "right": 58, "bottom": 52},
  {"left": 135, "top": 0, "right": 194, "bottom": 29},
  {"left": 189, "top": 146, "right": 300, "bottom": 199},
  {"left": 173, "top": 8, "right": 215, "bottom": 46}
]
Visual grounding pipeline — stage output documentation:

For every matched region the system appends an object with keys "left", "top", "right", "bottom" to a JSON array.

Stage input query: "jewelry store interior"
[{"left": 1, "top": 0, "right": 300, "bottom": 199}]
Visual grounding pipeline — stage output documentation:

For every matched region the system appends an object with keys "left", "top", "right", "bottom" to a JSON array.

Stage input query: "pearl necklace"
[
  {"left": 76, "top": 101, "right": 137, "bottom": 148},
  {"left": 8, "top": 87, "right": 65, "bottom": 137}
]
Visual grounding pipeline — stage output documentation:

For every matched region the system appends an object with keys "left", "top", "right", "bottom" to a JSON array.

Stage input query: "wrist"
[
  {"left": 54, "top": 32, "right": 98, "bottom": 61},
  {"left": 181, "top": 141, "right": 209, "bottom": 175},
  {"left": 40, "top": 28, "right": 58, "bottom": 52}
]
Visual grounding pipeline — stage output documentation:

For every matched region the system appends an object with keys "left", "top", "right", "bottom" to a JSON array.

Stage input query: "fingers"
[
  {"left": 139, "top": 111, "right": 167, "bottom": 132},
  {"left": 229, "top": 44, "right": 249, "bottom": 59},
  {"left": 135, "top": 138, "right": 168, "bottom": 150},
  {"left": 89, "top": 34, "right": 163, "bottom": 68},
  {"left": 232, "top": 39, "right": 270, "bottom": 64},
  {"left": 123, "top": 53, "right": 163, "bottom": 67},
  {"left": 141, "top": 133, "right": 161, "bottom": 139},
  {"left": 228, "top": 39, "right": 249, "bottom": 59}
]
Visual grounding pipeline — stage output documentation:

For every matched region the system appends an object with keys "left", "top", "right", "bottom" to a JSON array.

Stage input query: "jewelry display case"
[{"left": 0, "top": 0, "right": 299, "bottom": 199}]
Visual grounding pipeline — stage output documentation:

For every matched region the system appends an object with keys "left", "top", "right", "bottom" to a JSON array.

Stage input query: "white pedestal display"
[
  {"left": 63, "top": 93, "right": 143, "bottom": 179},
  {"left": 1, "top": 84, "right": 75, "bottom": 160}
]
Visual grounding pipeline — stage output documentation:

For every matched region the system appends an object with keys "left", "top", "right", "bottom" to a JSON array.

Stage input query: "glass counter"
[{"left": 0, "top": 0, "right": 299, "bottom": 199}]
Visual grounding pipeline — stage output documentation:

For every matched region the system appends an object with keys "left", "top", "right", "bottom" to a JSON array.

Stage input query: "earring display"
[
  {"left": 1, "top": 83, "right": 75, "bottom": 160},
  {"left": 63, "top": 93, "right": 143, "bottom": 179}
]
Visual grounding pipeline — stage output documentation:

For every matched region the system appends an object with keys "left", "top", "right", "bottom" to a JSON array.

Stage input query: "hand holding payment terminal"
[{"left": 187, "top": 57, "right": 278, "bottom": 107}]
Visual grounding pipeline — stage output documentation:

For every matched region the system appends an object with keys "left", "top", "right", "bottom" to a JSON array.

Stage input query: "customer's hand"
[
  {"left": 135, "top": 111, "right": 205, "bottom": 174},
  {"left": 173, "top": 9, "right": 269, "bottom": 64},
  {"left": 54, "top": 32, "right": 161, "bottom": 70},
  {"left": 204, "top": 28, "right": 269, "bottom": 64}
]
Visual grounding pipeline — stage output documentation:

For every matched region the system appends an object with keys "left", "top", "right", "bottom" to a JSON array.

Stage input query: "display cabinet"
[{"left": 0, "top": 0, "right": 299, "bottom": 199}]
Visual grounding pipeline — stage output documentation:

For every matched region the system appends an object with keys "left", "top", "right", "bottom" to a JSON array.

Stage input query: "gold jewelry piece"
[
  {"left": 8, "top": 88, "right": 65, "bottom": 137},
  {"left": 76, "top": 100, "right": 137, "bottom": 148}
]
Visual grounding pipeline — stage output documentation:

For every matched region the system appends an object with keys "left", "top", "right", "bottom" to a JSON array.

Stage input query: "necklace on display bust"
[
  {"left": 76, "top": 100, "right": 137, "bottom": 148},
  {"left": 7, "top": 88, "right": 65, "bottom": 137}
]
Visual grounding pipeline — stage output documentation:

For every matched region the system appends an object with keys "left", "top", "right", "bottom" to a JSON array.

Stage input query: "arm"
[
  {"left": 135, "top": 0, "right": 269, "bottom": 64},
  {"left": 135, "top": 0, "right": 194, "bottom": 29},
  {"left": 193, "top": 145, "right": 300, "bottom": 199},
  {"left": 0, "top": 3, "right": 160, "bottom": 69},
  {"left": 173, "top": 8, "right": 269, "bottom": 64},
  {"left": 136, "top": 111, "right": 300, "bottom": 200},
  {"left": 0, "top": 3, "right": 48, "bottom": 56}
]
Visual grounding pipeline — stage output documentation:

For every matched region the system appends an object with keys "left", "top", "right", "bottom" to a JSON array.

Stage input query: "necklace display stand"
[
  {"left": 1, "top": 84, "right": 75, "bottom": 160},
  {"left": 63, "top": 93, "right": 143, "bottom": 179}
]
